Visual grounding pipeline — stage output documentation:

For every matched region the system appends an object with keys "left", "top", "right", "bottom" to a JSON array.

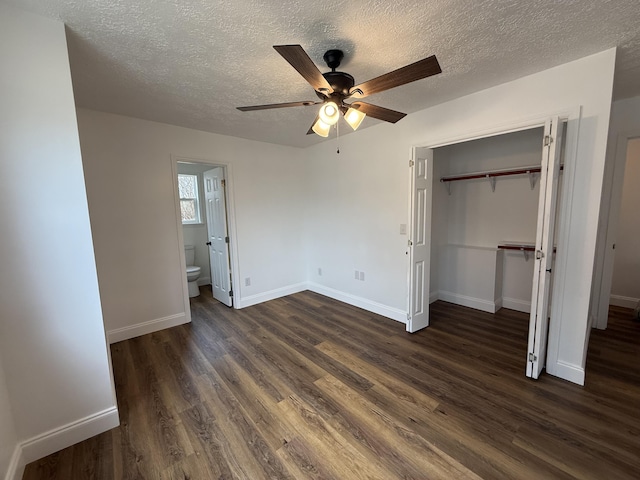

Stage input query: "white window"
[{"left": 178, "top": 174, "right": 201, "bottom": 224}]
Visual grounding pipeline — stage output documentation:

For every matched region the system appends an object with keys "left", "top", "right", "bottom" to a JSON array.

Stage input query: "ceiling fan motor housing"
[
  {"left": 317, "top": 49, "right": 355, "bottom": 103},
  {"left": 321, "top": 71, "right": 355, "bottom": 97}
]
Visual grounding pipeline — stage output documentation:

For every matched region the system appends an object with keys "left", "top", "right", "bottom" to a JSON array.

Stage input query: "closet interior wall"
[{"left": 430, "top": 127, "right": 545, "bottom": 314}]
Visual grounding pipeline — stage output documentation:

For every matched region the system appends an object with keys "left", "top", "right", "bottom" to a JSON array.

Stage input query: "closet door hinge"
[
  {"left": 409, "top": 160, "right": 415, "bottom": 167},
  {"left": 229, "top": 290, "right": 233, "bottom": 297},
  {"left": 408, "top": 239, "right": 413, "bottom": 247},
  {"left": 544, "top": 135, "right": 553, "bottom": 146},
  {"left": 225, "top": 236, "right": 230, "bottom": 243},
  {"left": 528, "top": 352, "right": 537, "bottom": 362},
  {"left": 221, "top": 179, "right": 226, "bottom": 187}
]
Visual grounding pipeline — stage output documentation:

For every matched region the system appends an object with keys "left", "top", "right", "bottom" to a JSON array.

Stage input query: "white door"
[
  {"left": 407, "top": 149, "right": 433, "bottom": 332},
  {"left": 527, "top": 117, "right": 564, "bottom": 378},
  {"left": 204, "top": 167, "right": 233, "bottom": 307}
]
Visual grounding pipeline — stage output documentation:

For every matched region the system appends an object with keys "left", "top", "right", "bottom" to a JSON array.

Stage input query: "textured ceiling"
[{"left": 6, "top": 0, "right": 640, "bottom": 147}]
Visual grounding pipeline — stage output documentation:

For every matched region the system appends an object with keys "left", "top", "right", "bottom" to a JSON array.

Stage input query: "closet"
[
  {"left": 409, "top": 118, "right": 566, "bottom": 378},
  {"left": 431, "top": 127, "right": 545, "bottom": 315}
]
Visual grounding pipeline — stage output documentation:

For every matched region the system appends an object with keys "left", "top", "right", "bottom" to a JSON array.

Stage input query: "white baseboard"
[
  {"left": 5, "top": 444, "right": 24, "bottom": 480},
  {"left": 610, "top": 294, "right": 639, "bottom": 309},
  {"left": 197, "top": 276, "right": 211, "bottom": 286},
  {"left": 429, "top": 291, "right": 439, "bottom": 304},
  {"left": 237, "top": 282, "right": 308, "bottom": 309},
  {"left": 107, "top": 312, "right": 189, "bottom": 344},
  {"left": 438, "top": 290, "right": 499, "bottom": 313},
  {"left": 502, "top": 297, "right": 531, "bottom": 313},
  {"left": 546, "top": 360, "right": 585, "bottom": 386},
  {"left": 308, "top": 282, "right": 407, "bottom": 324},
  {"left": 8, "top": 407, "right": 119, "bottom": 479}
]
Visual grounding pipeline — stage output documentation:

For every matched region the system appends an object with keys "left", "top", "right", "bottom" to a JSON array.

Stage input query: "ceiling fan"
[{"left": 237, "top": 45, "right": 442, "bottom": 137}]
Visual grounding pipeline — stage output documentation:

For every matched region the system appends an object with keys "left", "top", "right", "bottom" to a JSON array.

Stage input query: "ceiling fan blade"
[
  {"left": 274, "top": 45, "right": 333, "bottom": 93},
  {"left": 352, "top": 55, "right": 441, "bottom": 98},
  {"left": 350, "top": 102, "right": 406, "bottom": 123},
  {"left": 237, "top": 101, "right": 320, "bottom": 112}
]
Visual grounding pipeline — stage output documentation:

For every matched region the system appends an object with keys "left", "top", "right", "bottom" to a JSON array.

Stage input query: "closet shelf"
[
  {"left": 497, "top": 243, "right": 556, "bottom": 261},
  {"left": 440, "top": 164, "right": 564, "bottom": 193},
  {"left": 498, "top": 243, "right": 535, "bottom": 261}
]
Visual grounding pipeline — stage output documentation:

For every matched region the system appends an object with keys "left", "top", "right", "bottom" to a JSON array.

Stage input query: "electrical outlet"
[
  {"left": 244, "top": 277, "right": 251, "bottom": 287},
  {"left": 400, "top": 223, "right": 407, "bottom": 235},
  {"left": 318, "top": 267, "right": 322, "bottom": 276},
  {"left": 354, "top": 270, "right": 359, "bottom": 280},
  {"left": 359, "top": 271, "right": 365, "bottom": 281}
]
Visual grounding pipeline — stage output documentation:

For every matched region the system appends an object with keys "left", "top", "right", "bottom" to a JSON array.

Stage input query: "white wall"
[
  {"left": 303, "top": 139, "right": 411, "bottom": 322},
  {"left": 430, "top": 150, "right": 450, "bottom": 299},
  {"left": 0, "top": 353, "right": 18, "bottom": 478},
  {"left": 592, "top": 96, "right": 640, "bottom": 324},
  {"left": 437, "top": 245, "right": 505, "bottom": 313},
  {"left": 0, "top": 5, "right": 118, "bottom": 477},
  {"left": 78, "top": 109, "right": 307, "bottom": 340},
  {"left": 305, "top": 48, "right": 616, "bottom": 385},
  {"left": 431, "top": 128, "right": 543, "bottom": 313},
  {"left": 610, "top": 138, "right": 640, "bottom": 304}
]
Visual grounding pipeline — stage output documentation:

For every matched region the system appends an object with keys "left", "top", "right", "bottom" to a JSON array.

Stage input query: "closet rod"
[
  {"left": 497, "top": 244, "right": 536, "bottom": 252},
  {"left": 440, "top": 164, "right": 563, "bottom": 183}
]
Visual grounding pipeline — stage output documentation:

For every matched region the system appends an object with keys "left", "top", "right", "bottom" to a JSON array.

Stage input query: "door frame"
[
  {"left": 407, "top": 107, "right": 581, "bottom": 377},
  {"left": 592, "top": 131, "right": 640, "bottom": 330},
  {"left": 171, "top": 155, "right": 240, "bottom": 321}
]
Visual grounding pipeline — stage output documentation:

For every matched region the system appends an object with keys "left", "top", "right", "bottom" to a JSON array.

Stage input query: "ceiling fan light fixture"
[
  {"left": 319, "top": 102, "right": 340, "bottom": 125},
  {"left": 344, "top": 107, "right": 366, "bottom": 131},
  {"left": 312, "top": 118, "right": 331, "bottom": 137}
]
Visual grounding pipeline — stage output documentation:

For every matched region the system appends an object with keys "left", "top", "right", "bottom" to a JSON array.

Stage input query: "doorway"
[
  {"left": 593, "top": 135, "right": 640, "bottom": 330},
  {"left": 408, "top": 117, "right": 567, "bottom": 379},
  {"left": 607, "top": 138, "right": 640, "bottom": 311},
  {"left": 173, "top": 158, "right": 237, "bottom": 315}
]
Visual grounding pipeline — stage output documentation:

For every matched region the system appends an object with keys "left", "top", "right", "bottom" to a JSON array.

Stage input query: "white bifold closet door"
[
  {"left": 408, "top": 148, "right": 433, "bottom": 332},
  {"left": 526, "top": 117, "right": 564, "bottom": 379}
]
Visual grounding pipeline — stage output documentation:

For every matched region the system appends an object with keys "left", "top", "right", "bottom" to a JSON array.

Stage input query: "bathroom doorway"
[{"left": 173, "top": 158, "right": 237, "bottom": 310}]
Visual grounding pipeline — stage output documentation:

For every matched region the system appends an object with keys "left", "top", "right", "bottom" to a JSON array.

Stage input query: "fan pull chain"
[{"left": 336, "top": 121, "right": 340, "bottom": 154}]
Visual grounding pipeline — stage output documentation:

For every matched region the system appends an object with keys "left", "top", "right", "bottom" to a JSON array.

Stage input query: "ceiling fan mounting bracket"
[{"left": 323, "top": 49, "right": 344, "bottom": 71}]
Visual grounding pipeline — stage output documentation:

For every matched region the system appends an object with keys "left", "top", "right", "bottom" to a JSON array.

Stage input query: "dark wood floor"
[{"left": 23, "top": 289, "right": 640, "bottom": 479}]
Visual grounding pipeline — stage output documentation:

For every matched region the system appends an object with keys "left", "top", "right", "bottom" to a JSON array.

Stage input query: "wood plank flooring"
[{"left": 23, "top": 289, "right": 640, "bottom": 479}]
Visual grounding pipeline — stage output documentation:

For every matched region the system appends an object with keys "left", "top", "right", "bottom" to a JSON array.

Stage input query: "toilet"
[{"left": 184, "top": 245, "right": 201, "bottom": 298}]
